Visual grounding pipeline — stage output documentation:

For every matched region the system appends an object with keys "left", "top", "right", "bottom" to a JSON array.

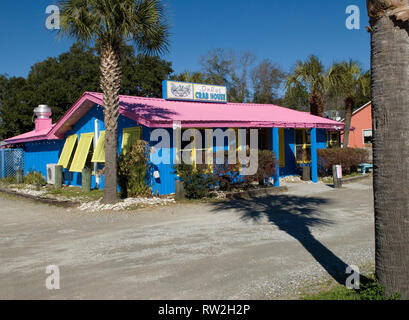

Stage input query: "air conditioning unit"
[{"left": 47, "top": 164, "right": 58, "bottom": 185}]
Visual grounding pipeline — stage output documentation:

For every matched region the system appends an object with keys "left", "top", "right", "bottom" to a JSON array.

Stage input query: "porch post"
[
  {"left": 311, "top": 127, "right": 318, "bottom": 183},
  {"left": 272, "top": 127, "right": 280, "bottom": 187}
]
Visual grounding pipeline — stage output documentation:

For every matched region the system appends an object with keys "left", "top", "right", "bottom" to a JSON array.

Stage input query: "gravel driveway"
[{"left": 0, "top": 179, "right": 374, "bottom": 299}]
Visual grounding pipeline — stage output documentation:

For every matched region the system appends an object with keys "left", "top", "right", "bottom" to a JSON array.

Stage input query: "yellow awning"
[
  {"left": 91, "top": 131, "right": 105, "bottom": 163},
  {"left": 69, "top": 133, "right": 94, "bottom": 172},
  {"left": 121, "top": 127, "right": 142, "bottom": 155},
  {"left": 57, "top": 134, "right": 78, "bottom": 169}
]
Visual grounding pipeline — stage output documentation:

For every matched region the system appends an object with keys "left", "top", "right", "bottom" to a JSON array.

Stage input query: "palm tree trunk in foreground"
[
  {"left": 100, "top": 43, "right": 122, "bottom": 204},
  {"left": 371, "top": 14, "right": 409, "bottom": 298},
  {"left": 343, "top": 96, "right": 354, "bottom": 148}
]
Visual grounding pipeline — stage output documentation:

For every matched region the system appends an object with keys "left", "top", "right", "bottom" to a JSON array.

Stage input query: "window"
[
  {"left": 178, "top": 129, "right": 213, "bottom": 173},
  {"left": 121, "top": 127, "right": 142, "bottom": 155},
  {"left": 363, "top": 130, "right": 373, "bottom": 145},
  {"left": 295, "top": 129, "right": 311, "bottom": 163},
  {"left": 327, "top": 131, "right": 340, "bottom": 148},
  {"left": 259, "top": 128, "right": 271, "bottom": 151}
]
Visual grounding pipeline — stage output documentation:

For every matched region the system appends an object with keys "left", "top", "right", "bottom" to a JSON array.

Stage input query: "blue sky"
[{"left": 0, "top": 0, "right": 370, "bottom": 78}]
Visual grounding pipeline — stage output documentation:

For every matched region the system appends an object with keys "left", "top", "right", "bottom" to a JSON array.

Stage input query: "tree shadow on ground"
[{"left": 209, "top": 194, "right": 353, "bottom": 284}]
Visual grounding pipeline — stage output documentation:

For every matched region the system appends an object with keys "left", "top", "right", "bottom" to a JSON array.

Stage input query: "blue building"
[{"left": 4, "top": 88, "right": 344, "bottom": 195}]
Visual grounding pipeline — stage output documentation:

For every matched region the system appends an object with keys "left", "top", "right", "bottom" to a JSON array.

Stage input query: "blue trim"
[
  {"left": 272, "top": 127, "right": 280, "bottom": 187},
  {"left": 0, "top": 150, "right": 5, "bottom": 179},
  {"left": 311, "top": 128, "right": 318, "bottom": 183}
]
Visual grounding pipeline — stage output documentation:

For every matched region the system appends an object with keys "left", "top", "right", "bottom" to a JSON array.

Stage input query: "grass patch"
[
  {"left": 319, "top": 172, "right": 365, "bottom": 184},
  {"left": 303, "top": 282, "right": 361, "bottom": 300},
  {"left": 0, "top": 177, "right": 17, "bottom": 185},
  {"left": 302, "top": 274, "right": 401, "bottom": 300},
  {"left": 46, "top": 186, "right": 104, "bottom": 202}
]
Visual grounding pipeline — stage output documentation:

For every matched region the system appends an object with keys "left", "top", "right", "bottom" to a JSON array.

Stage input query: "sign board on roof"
[{"left": 162, "top": 80, "right": 227, "bottom": 103}]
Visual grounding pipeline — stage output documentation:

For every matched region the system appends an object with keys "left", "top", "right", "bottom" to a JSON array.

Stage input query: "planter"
[
  {"left": 175, "top": 180, "right": 185, "bottom": 200},
  {"left": 302, "top": 166, "right": 311, "bottom": 181}
]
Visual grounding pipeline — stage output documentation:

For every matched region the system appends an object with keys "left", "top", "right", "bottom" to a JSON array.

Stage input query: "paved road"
[{"left": 0, "top": 179, "right": 374, "bottom": 299}]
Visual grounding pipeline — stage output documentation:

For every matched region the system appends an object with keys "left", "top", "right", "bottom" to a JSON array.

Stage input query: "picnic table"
[{"left": 359, "top": 163, "right": 373, "bottom": 175}]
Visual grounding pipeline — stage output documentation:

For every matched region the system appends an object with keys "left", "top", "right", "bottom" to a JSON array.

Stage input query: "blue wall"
[
  {"left": 24, "top": 140, "right": 64, "bottom": 177},
  {"left": 147, "top": 127, "right": 176, "bottom": 196}
]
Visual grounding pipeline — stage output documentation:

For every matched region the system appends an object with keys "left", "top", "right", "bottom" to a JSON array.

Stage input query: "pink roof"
[
  {"left": 6, "top": 91, "right": 344, "bottom": 144},
  {"left": 4, "top": 126, "right": 58, "bottom": 144}
]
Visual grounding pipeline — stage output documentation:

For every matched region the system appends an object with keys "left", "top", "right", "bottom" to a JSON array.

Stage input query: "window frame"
[
  {"left": 362, "top": 129, "right": 373, "bottom": 146},
  {"left": 327, "top": 131, "right": 340, "bottom": 149},
  {"left": 177, "top": 128, "right": 213, "bottom": 173},
  {"left": 295, "top": 129, "right": 312, "bottom": 164}
]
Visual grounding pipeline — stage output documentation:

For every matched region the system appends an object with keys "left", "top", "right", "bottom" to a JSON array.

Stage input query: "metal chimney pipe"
[{"left": 33, "top": 105, "right": 52, "bottom": 119}]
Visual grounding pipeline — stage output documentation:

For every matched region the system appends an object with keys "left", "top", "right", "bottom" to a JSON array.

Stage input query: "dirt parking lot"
[{"left": 0, "top": 179, "right": 374, "bottom": 299}]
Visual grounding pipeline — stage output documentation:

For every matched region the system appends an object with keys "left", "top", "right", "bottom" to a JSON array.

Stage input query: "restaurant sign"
[{"left": 162, "top": 80, "right": 227, "bottom": 103}]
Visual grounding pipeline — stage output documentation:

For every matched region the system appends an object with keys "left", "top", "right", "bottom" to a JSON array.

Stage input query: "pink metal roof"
[
  {"left": 5, "top": 91, "right": 344, "bottom": 144},
  {"left": 4, "top": 126, "right": 58, "bottom": 144}
]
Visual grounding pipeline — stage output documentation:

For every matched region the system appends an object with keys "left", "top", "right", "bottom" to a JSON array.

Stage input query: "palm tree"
[
  {"left": 327, "top": 60, "right": 368, "bottom": 148},
  {"left": 367, "top": 0, "right": 409, "bottom": 298},
  {"left": 286, "top": 55, "right": 326, "bottom": 117},
  {"left": 59, "top": 0, "right": 169, "bottom": 204}
]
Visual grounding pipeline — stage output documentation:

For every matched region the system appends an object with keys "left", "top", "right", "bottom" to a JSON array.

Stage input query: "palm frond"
[{"left": 58, "top": 0, "right": 169, "bottom": 55}]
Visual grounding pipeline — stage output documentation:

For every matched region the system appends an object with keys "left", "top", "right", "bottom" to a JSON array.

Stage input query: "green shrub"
[
  {"left": 118, "top": 141, "right": 152, "bottom": 198},
  {"left": 245, "top": 150, "right": 278, "bottom": 186},
  {"left": 174, "top": 163, "right": 217, "bottom": 199},
  {"left": 318, "top": 147, "right": 369, "bottom": 175},
  {"left": 213, "top": 151, "right": 242, "bottom": 192},
  {"left": 303, "top": 276, "right": 401, "bottom": 300},
  {"left": 24, "top": 171, "right": 46, "bottom": 186},
  {"left": 0, "top": 176, "right": 17, "bottom": 185},
  {"left": 359, "top": 279, "right": 401, "bottom": 300}
]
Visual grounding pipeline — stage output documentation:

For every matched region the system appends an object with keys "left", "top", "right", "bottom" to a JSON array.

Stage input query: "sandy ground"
[{"left": 0, "top": 179, "right": 374, "bottom": 300}]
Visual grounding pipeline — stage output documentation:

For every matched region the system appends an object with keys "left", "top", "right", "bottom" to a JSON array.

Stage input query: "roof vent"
[
  {"left": 34, "top": 105, "right": 52, "bottom": 119},
  {"left": 34, "top": 105, "right": 53, "bottom": 132}
]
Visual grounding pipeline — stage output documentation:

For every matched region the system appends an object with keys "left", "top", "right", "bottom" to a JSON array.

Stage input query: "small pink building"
[{"left": 342, "top": 102, "right": 372, "bottom": 148}]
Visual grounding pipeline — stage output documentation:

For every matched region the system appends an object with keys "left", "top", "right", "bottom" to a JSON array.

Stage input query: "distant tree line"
[
  {"left": 0, "top": 43, "right": 173, "bottom": 139},
  {"left": 172, "top": 49, "right": 371, "bottom": 113}
]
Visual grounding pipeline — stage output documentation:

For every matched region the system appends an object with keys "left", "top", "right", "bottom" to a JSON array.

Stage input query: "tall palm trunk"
[
  {"left": 309, "top": 88, "right": 324, "bottom": 117},
  {"left": 343, "top": 96, "right": 354, "bottom": 148},
  {"left": 100, "top": 43, "right": 122, "bottom": 204},
  {"left": 371, "top": 14, "right": 409, "bottom": 298}
]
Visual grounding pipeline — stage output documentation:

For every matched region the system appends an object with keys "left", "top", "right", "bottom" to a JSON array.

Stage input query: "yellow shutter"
[
  {"left": 121, "top": 127, "right": 142, "bottom": 155},
  {"left": 69, "top": 133, "right": 94, "bottom": 172},
  {"left": 57, "top": 135, "right": 78, "bottom": 169},
  {"left": 279, "top": 128, "right": 285, "bottom": 168},
  {"left": 91, "top": 131, "right": 105, "bottom": 163}
]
